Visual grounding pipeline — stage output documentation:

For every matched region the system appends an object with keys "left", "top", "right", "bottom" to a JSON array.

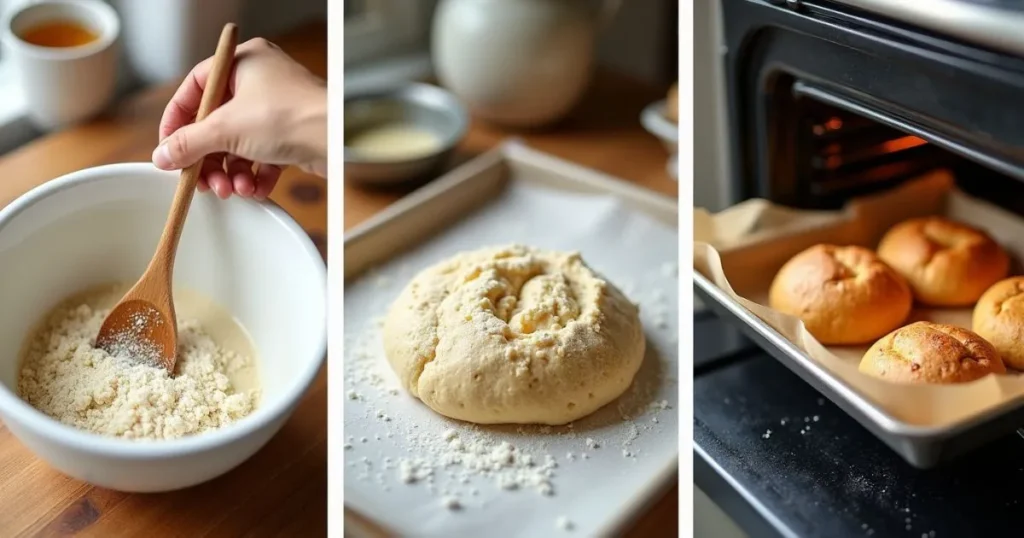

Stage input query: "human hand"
[{"left": 153, "top": 38, "right": 327, "bottom": 199}]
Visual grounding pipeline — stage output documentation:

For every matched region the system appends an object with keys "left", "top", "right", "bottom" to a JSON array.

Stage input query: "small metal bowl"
[{"left": 344, "top": 83, "right": 469, "bottom": 186}]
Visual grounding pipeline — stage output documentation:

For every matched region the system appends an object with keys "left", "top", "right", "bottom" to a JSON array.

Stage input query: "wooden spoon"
[{"left": 96, "top": 23, "right": 239, "bottom": 373}]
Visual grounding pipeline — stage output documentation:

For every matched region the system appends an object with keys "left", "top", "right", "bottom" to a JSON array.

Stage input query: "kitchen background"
[
  {"left": 1, "top": 0, "right": 679, "bottom": 152},
  {"left": 345, "top": 0, "right": 678, "bottom": 95},
  {"left": 0, "top": 0, "right": 328, "bottom": 153},
  {"left": 0, "top": 0, "right": 688, "bottom": 533}
]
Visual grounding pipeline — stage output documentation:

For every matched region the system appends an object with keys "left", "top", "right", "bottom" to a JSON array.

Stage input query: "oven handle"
[
  {"left": 835, "top": 0, "right": 1024, "bottom": 60},
  {"left": 791, "top": 81, "right": 1024, "bottom": 184}
]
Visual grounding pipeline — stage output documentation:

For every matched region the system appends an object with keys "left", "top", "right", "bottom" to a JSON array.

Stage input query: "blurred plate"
[{"left": 640, "top": 99, "right": 679, "bottom": 181}]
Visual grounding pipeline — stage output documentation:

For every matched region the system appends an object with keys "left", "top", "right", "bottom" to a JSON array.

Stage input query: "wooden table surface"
[
  {"left": 344, "top": 71, "right": 680, "bottom": 537},
  {"left": 0, "top": 23, "right": 328, "bottom": 538}
]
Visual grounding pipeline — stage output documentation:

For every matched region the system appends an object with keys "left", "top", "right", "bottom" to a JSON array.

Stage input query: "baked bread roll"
[
  {"left": 665, "top": 83, "right": 678, "bottom": 123},
  {"left": 769, "top": 244, "right": 912, "bottom": 345},
  {"left": 973, "top": 277, "right": 1024, "bottom": 370},
  {"left": 877, "top": 217, "right": 1009, "bottom": 306},
  {"left": 382, "top": 245, "right": 645, "bottom": 425},
  {"left": 859, "top": 322, "right": 1005, "bottom": 384}
]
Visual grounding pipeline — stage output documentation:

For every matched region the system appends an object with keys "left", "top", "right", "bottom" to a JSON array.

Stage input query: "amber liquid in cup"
[{"left": 19, "top": 20, "right": 97, "bottom": 48}]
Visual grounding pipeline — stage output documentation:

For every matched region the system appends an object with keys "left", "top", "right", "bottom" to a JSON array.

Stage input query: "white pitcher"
[{"left": 432, "top": 0, "right": 620, "bottom": 128}]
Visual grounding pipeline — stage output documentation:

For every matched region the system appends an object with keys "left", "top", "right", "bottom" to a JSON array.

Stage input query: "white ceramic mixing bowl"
[{"left": 0, "top": 163, "right": 326, "bottom": 492}]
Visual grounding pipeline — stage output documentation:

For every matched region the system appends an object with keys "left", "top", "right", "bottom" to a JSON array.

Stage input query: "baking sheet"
[
  {"left": 695, "top": 170, "right": 1024, "bottom": 430},
  {"left": 344, "top": 164, "right": 678, "bottom": 536}
]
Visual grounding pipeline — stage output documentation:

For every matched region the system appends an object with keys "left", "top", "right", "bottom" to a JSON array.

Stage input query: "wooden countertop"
[
  {"left": 0, "top": 23, "right": 328, "bottom": 538},
  {"left": 344, "top": 71, "right": 679, "bottom": 537}
]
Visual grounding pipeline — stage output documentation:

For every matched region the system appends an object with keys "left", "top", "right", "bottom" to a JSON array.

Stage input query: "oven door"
[
  {"left": 699, "top": 0, "right": 1024, "bottom": 468},
  {"left": 695, "top": 1, "right": 1024, "bottom": 535}
]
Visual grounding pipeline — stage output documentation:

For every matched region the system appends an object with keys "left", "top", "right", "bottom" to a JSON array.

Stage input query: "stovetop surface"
[{"left": 695, "top": 311, "right": 1024, "bottom": 537}]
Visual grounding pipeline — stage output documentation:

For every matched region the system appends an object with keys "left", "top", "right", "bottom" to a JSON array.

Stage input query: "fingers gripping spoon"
[{"left": 96, "top": 23, "right": 238, "bottom": 373}]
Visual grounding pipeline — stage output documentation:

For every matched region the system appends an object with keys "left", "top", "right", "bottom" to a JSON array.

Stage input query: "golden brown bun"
[
  {"left": 877, "top": 217, "right": 1009, "bottom": 306},
  {"left": 665, "top": 83, "right": 678, "bottom": 123},
  {"left": 973, "top": 277, "right": 1024, "bottom": 370},
  {"left": 769, "top": 244, "right": 912, "bottom": 345},
  {"left": 859, "top": 322, "right": 1005, "bottom": 384}
]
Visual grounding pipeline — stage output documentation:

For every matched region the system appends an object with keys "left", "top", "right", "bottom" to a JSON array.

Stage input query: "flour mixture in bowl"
[
  {"left": 18, "top": 285, "right": 260, "bottom": 440},
  {"left": 383, "top": 244, "right": 645, "bottom": 425}
]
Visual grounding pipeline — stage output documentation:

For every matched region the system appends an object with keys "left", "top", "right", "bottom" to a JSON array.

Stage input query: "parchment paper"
[
  {"left": 695, "top": 169, "right": 1024, "bottom": 428},
  {"left": 345, "top": 180, "right": 678, "bottom": 537}
]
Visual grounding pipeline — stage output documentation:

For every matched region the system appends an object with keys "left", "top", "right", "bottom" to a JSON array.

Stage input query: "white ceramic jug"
[{"left": 432, "top": 0, "right": 620, "bottom": 128}]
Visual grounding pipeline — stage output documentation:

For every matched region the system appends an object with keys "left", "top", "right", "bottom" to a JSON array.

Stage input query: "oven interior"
[{"left": 764, "top": 74, "right": 1024, "bottom": 214}]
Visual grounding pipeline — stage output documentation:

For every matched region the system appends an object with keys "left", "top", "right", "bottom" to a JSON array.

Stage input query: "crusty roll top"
[
  {"left": 769, "top": 244, "right": 912, "bottom": 345},
  {"left": 859, "top": 322, "right": 1005, "bottom": 384},
  {"left": 973, "top": 277, "right": 1024, "bottom": 370},
  {"left": 878, "top": 217, "right": 1009, "bottom": 306}
]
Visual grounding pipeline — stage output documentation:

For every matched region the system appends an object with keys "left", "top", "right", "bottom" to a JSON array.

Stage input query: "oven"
[{"left": 694, "top": 1, "right": 1024, "bottom": 536}]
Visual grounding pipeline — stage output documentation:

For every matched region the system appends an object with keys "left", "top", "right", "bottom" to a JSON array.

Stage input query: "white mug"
[{"left": 1, "top": 0, "right": 120, "bottom": 130}]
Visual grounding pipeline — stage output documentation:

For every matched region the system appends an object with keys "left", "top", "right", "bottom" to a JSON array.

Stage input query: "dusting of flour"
[
  {"left": 18, "top": 288, "right": 259, "bottom": 440},
  {"left": 345, "top": 262, "right": 678, "bottom": 517}
]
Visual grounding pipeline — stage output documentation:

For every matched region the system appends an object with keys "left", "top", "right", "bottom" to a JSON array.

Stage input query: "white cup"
[{"left": 1, "top": 0, "right": 120, "bottom": 130}]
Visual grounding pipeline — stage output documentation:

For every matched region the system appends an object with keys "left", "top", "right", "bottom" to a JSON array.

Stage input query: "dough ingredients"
[
  {"left": 18, "top": 287, "right": 259, "bottom": 440},
  {"left": 383, "top": 244, "right": 645, "bottom": 425}
]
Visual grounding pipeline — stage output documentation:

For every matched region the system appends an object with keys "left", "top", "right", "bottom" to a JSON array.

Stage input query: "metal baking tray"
[
  {"left": 694, "top": 273, "right": 1024, "bottom": 468},
  {"left": 344, "top": 140, "right": 679, "bottom": 536}
]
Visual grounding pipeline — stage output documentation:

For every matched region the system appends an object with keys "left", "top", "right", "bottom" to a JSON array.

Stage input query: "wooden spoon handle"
[
  {"left": 178, "top": 23, "right": 239, "bottom": 192},
  {"left": 150, "top": 23, "right": 238, "bottom": 278}
]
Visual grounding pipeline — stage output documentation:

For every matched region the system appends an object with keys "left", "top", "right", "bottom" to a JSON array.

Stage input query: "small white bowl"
[
  {"left": 0, "top": 163, "right": 326, "bottom": 492},
  {"left": 640, "top": 99, "right": 679, "bottom": 181}
]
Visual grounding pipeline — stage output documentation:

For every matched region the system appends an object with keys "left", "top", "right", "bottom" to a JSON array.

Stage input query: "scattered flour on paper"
[{"left": 345, "top": 263, "right": 676, "bottom": 516}]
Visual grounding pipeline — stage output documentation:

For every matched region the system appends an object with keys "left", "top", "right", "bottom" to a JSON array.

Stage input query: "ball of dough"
[
  {"left": 877, "top": 216, "right": 1009, "bottom": 306},
  {"left": 859, "top": 322, "right": 1005, "bottom": 384},
  {"left": 973, "top": 277, "right": 1024, "bottom": 370},
  {"left": 769, "top": 244, "right": 912, "bottom": 345},
  {"left": 382, "top": 244, "right": 645, "bottom": 425}
]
